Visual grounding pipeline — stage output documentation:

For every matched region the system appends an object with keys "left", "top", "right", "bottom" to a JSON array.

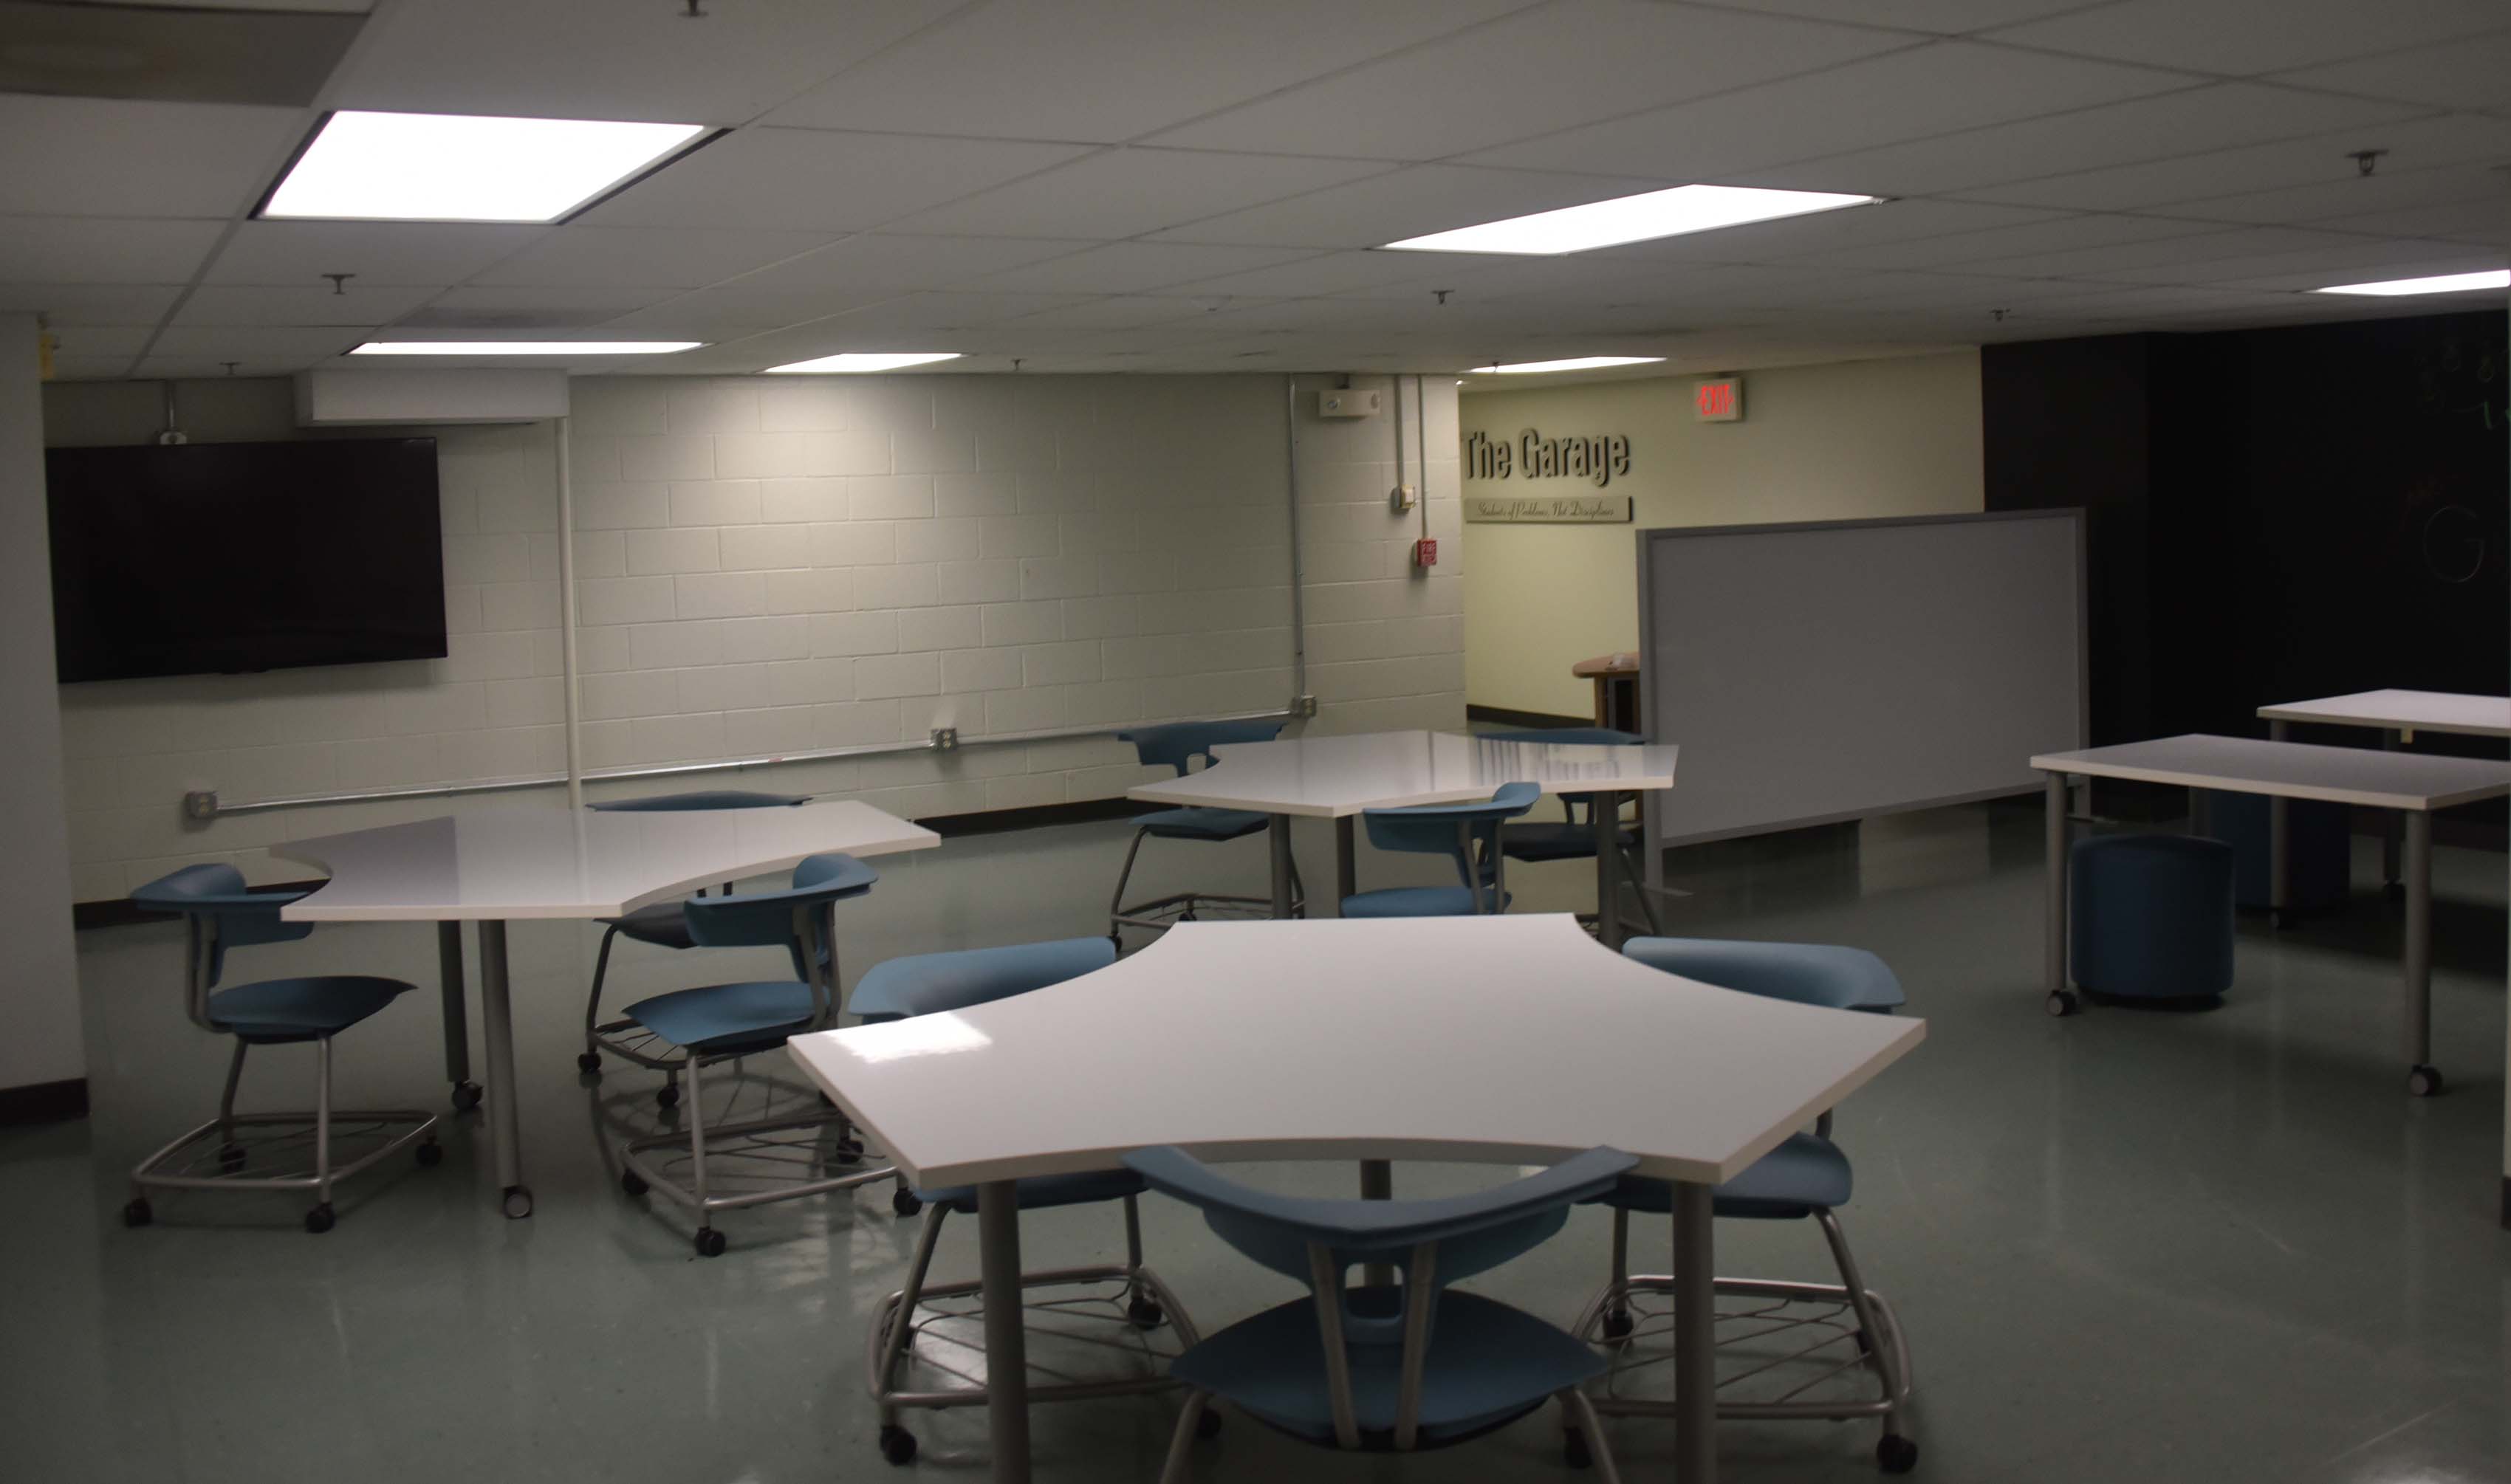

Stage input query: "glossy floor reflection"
[{"left": 7, "top": 798, "right": 2508, "bottom": 1484}]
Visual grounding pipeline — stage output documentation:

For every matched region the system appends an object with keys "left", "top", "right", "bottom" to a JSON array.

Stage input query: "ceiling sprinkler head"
[
  {"left": 321, "top": 272, "right": 353, "bottom": 295},
  {"left": 2347, "top": 149, "right": 2387, "bottom": 177}
]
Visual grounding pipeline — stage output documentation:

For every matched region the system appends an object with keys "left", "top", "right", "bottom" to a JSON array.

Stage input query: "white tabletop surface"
[
  {"left": 1127, "top": 729, "right": 1679, "bottom": 818},
  {"left": 276, "top": 799, "right": 939, "bottom": 921},
  {"left": 2032, "top": 734, "right": 2511, "bottom": 811},
  {"left": 787, "top": 914, "right": 1922, "bottom": 1188},
  {"left": 2257, "top": 690, "right": 2511, "bottom": 739}
]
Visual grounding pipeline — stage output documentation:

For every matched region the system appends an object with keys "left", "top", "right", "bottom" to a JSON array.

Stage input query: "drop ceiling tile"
[
  {"left": 1786, "top": 212, "right": 2215, "bottom": 270},
  {"left": 173, "top": 284, "right": 439, "bottom": 326},
  {"left": 47, "top": 326, "right": 151, "bottom": 358},
  {"left": 1150, "top": 165, "right": 1671, "bottom": 250},
  {"left": 574, "top": 128, "right": 1091, "bottom": 233},
  {"left": 469, "top": 226, "right": 838, "bottom": 288},
  {"left": 2110, "top": 242, "right": 2505, "bottom": 289},
  {"left": 2272, "top": 32, "right": 2511, "bottom": 112},
  {"left": 1148, "top": 2, "right": 1911, "bottom": 162},
  {"left": 1462, "top": 41, "right": 2193, "bottom": 179},
  {"left": 418, "top": 284, "right": 685, "bottom": 318},
  {"left": 2307, "top": 197, "right": 2511, "bottom": 244},
  {"left": 1154, "top": 250, "right": 1460, "bottom": 298},
  {"left": 823, "top": 292, "right": 1098, "bottom": 331},
  {"left": 2168, "top": 165, "right": 2511, "bottom": 227},
  {"left": 598, "top": 286, "right": 897, "bottom": 336},
  {"left": 132, "top": 357, "right": 328, "bottom": 377},
  {"left": 2020, "top": 284, "right": 2314, "bottom": 320},
  {"left": 75, "top": 1, "right": 370, "bottom": 10},
  {"left": 45, "top": 355, "right": 140, "bottom": 381},
  {"left": 148, "top": 326, "right": 366, "bottom": 360},
  {"left": 967, "top": 242, "right": 1317, "bottom": 294},
  {"left": 724, "top": 234, "right": 1096, "bottom": 294},
  {"left": 997, "top": 297, "right": 1227, "bottom": 329},
  {"left": 1739, "top": 83, "right": 2428, "bottom": 198},
  {"left": 208, "top": 221, "right": 548, "bottom": 285},
  {"left": 889, "top": 148, "right": 1392, "bottom": 240},
  {"left": 1941, "top": 226, "right": 2371, "bottom": 281},
  {"left": 1595, "top": 199, "right": 2067, "bottom": 263},
  {"left": 1693, "top": 1, "right": 2098, "bottom": 32},
  {"left": 1954, "top": 114, "right": 2511, "bottom": 212},
  {"left": 0, "top": 216, "right": 223, "bottom": 285},
  {"left": 0, "top": 284, "right": 181, "bottom": 323},
  {"left": 0, "top": 97, "right": 307, "bottom": 218},
  {"left": 325, "top": 0, "right": 948, "bottom": 123},
  {"left": 764, "top": 0, "right": 1525, "bottom": 142},
  {"left": 1981, "top": 0, "right": 2509, "bottom": 75}
]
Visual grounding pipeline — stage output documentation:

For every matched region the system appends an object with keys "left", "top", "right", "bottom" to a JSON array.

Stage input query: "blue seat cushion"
[
  {"left": 1174, "top": 1288, "right": 1603, "bottom": 1448},
  {"left": 1600, "top": 1134, "right": 1853, "bottom": 1221},
  {"left": 913, "top": 1167, "right": 1147, "bottom": 1215},
  {"left": 600, "top": 901, "right": 695, "bottom": 949},
  {"left": 1339, "top": 887, "right": 1512, "bottom": 918},
  {"left": 1624, "top": 938, "right": 1904, "bottom": 1012},
  {"left": 208, "top": 975, "right": 414, "bottom": 1044},
  {"left": 2069, "top": 833, "right": 2235, "bottom": 1000},
  {"left": 1499, "top": 820, "right": 1639, "bottom": 862},
  {"left": 623, "top": 980, "right": 817, "bottom": 1055},
  {"left": 1135, "top": 806, "right": 1270, "bottom": 842},
  {"left": 851, "top": 937, "right": 1114, "bottom": 1023}
]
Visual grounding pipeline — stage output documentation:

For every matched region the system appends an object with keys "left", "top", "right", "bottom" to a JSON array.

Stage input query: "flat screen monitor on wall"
[{"left": 45, "top": 437, "right": 447, "bottom": 683}]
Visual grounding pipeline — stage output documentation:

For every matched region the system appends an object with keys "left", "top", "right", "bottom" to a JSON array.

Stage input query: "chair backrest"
[
  {"left": 681, "top": 853, "right": 879, "bottom": 1021},
  {"left": 586, "top": 789, "right": 809, "bottom": 812},
  {"left": 1126, "top": 1144, "right": 1636, "bottom": 1452},
  {"left": 1119, "top": 719, "right": 1287, "bottom": 777},
  {"left": 1620, "top": 938, "right": 1904, "bottom": 1012},
  {"left": 854, "top": 938, "right": 1114, "bottom": 1024},
  {"left": 1361, "top": 782, "right": 1538, "bottom": 910},
  {"left": 1481, "top": 728, "right": 1642, "bottom": 819},
  {"left": 131, "top": 863, "right": 315, "bottom": 1029}
]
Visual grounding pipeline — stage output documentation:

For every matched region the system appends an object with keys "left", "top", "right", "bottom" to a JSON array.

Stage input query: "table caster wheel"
[
  {"left": 122, "top": 1198, "right": 153, "bottom": 1229},
  {"left": 304, "top": 1203, "right": 335, "bottom": 1234},
  {"left": 1877, "top": 1432, "right": 1919, "bottom": 1474},
  {"left": 1600, "top": 1307, "right": 1633, "bottom": 1341},
  {"left": 620, "top": 1169, "right": 648, "bottom": 1197},
  {"left": 2044, "top": 990, "right": 2079, "bottom": 1017},
  {"left": 1563, "top": 1427, "right": 1593, "bottom": 1469},
  {"left": 575, "top": 1051, "right": 601, "bottom": 1074},
  {"left": 892, "top": 1186, "right": 922, "bottom": 1218},
  {"left": 694, "top": 1227, "right": 727, "bottom": 1258},
  {"left": 656, "top": 1082, "right": 681, "bottom": 1111},
  {"left": 1196, "top": 1408, "right": 1222, "bottom": 1440},
  {"left": 416, "top": 1138, "right": 442, "bottom": 1168},
  {"left": 218, "top": 1143, "right": 247, "bottom": 1174},
  {"left": 1127, "top": 1295, "right": 1165, "bottom": 1330},
  {"left": 879, "top": 1425, "right": 917, "bottom": 1466},
  {"left": 451, "top": 1081, "right": 483, "bottom": 1112},
  {"left": 2408, "top": 1065, "right": 2443, "bottom": 1097},
  {"left": 502, "top": 1186, "right": 533, "bottom": 1220}
]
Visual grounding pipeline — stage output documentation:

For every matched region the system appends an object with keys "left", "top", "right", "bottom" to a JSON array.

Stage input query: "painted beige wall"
[{"left": 1460, "top": 351, "right": 1985, "bottom": 718}]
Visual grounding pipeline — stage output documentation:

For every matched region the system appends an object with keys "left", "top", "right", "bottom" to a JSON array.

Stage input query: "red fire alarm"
[{"left": 1413, "top": 537, "right": 1438, "bottom": 568}]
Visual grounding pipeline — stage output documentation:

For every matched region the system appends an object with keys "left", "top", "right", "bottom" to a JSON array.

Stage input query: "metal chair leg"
[
  {"left": 1619, "top": 845, "right": 1662, "bottom": 934},
  {"left": 878, "top": 1203, "right": 950, "bottom": 1424},
  {"left": 684, "top": 1057, "right": 711, "bottom": 1215},
  {"left": 1816, "top": 1207, "right": 1908, "bottom": 1430},
  {"left": 583, "top": 924, "right": 622, "bottom": 1064},
  {"left": 216, "top": 1039, "right": 248, "bottom": 1151},
  {"left": 1109, "top": 827, "right": 1151, "bottom": 939},
  {"left": 1158, "top": 1392, "right": 1208, "bottom": 1484},
  {"left": 312, "top": 1037, "right": 334, "bottom": 1206},
  {"left": 1563, "top": 1388, "right": 1626, "bottom": 1484}
]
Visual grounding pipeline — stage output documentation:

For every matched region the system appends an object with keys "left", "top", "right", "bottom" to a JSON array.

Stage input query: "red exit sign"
[{"left": 1694, "top": 378, "right": 1743, "bottom": 422}]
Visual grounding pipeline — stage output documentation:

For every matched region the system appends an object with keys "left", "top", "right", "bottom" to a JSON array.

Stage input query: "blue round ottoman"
[{"left": 2069, "top": 834, "right": 2235, "bottom": 1001}]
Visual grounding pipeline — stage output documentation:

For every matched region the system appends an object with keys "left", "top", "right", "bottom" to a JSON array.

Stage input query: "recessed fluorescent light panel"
[
  {"left": 349, "top": 342, "right": 701, "bottom": 356},
  {"left": 2312, "top": 269, "right": 2510, "bottom": 298},
  {"left": 764, "top": 352, "right": 962, "bottom": 374},
  {"left": 263, "top": 110, "right": 710, "bottom": 223},
  {"left": 1384, "top": 185, "right": 1879, "bottom": 255},
  {"left": 1467, "top": 357, "right": 1665, "bottom": 375}
]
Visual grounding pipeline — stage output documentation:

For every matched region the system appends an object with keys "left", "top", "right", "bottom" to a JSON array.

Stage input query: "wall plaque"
[{"left": 1465, "top": 494, "right": 1634, "bottom": 524}]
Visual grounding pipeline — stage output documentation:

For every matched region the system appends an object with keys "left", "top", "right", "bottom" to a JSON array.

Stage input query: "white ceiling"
[{"left": 4, "top": 0, "right": 2504, "bottom": 382}]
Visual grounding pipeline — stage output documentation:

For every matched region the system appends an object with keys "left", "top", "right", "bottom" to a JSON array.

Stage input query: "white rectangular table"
[
  {"left": 2257, "top": 690, "right": 2511, "bottom": 902},
  {"left": 2032, "top": 735, "right": 2511, "bottom": 1094},
  {"left": 789, "top": 913, "right": 1922, "bottom": 1484},
  {"left": 1128, "top": 729, "right": 1680, "bottom": 947},
  {"left": 277, "top": 798, "right": 938, "bottom": 1216}
]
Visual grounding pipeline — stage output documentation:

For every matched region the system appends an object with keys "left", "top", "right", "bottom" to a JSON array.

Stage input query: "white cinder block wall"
[{"left": 47, "top": 371, "right": 1462, "bottom": 899}]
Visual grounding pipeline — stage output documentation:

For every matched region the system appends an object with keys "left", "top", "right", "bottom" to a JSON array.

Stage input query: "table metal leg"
[
  {"left": 976, "top": 1180, "right": 1032, "bottom": 1484},
  {"left": 2404, "top": 811, "right": 2438, "bottom": 1096},
  {"left": 1360, "top": 1158, "right": 1393, "bottom": 1288},
  {"left": 2267, "top": 720, "right": 2290, "bottom": 925},
  {"left": 477, "top": 920, "right": 531, "bottom": 1218},
  {"left": 436, "top": 921, "right": 482, "bottom": 1110},
  {"left": 2044, "top": 773, "right": 2075, "bottom": 1016},
  {"left": 1268, "top": 814, "right": 1296, "bottom": 919},
  {"left": 2382, "top": 729, "right": 2405, "bottom": 890},
  {"left": 1594, "top": 788, "right": 1628, "bottom": 952},
  {"left": 1673, "top": 1179, "right": 1717, "bottom": 1484},
  {"left": 1334, "top": 814, "right": 1356, "bottom": 918}
]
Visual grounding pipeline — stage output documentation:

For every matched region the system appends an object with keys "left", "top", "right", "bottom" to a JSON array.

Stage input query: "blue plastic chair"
[
  {"left": 1340, "top": 782, "right": 1538, "bottom": 918},
  {"left": 609, "top": 852, "right": 883, "bottom": 1257},
  {"left": 1127, "top": 1144, "right": 1638, "bottom": 1482},
  {"left": 1483, "top": 728, "right": 1662, "bottom": 935},
  {"left": 578, "top": 789, "right": 809, "bottom": 1094},
  {"left": 124, "top": 865, "right": 439, "bottom": 1234},
  {"left": 849, "top": 937, "right": 1202, "bottom": 1466},
  {"left": 1111, "top": 720, "right": 1304, "bottom": 945},
  {"left": 1580, "top": 938, "right": 1917, "bottom": 1474}
]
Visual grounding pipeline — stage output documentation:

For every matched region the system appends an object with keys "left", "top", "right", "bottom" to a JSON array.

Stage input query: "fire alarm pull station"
[{"left": 1413, "top": 537, "right": 1438, "bottom": 568}]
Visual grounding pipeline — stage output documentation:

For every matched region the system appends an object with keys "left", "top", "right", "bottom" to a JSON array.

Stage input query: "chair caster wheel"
[
  {"left": 656, "top": 1083, "right": 681, "bottom": 1110},
  {"left": 575, "top": 1051, "right": 601, "bottom": 1074},
  {"left": 304, "top": 1203, "right": 335, "bottom": 1234},
  {"left": 218, "top": 1143, "right": 247, "bottom": 1174},
  {"left": 416, "top": 1138, "right": 442, "bottom": 1168},
  {"left": 891, "top": 1187, "right": 922, "bottom": 1217},
  {"left": 621, "top": 1169, "right": 648, "bottom": 1197},
  {"left": 879, "top": 1425, "right": 917, "bottom": 1465},
  {"left": 1877, "top": 1433, "right": 1919, "bottom": 1473},
  {"left": 502, "top": 1186, "right": 533, "bottom": 1220},
  {"left": 1563, "top": 1427, "right": 1593, "bottom": 1469},
  {"left": 451, "top": 1081, "right": 483, "bottom": 1112},
  {"left": 122, "top": 1198, "right": 153, "bottom": 1229},
  {"left": 1127, "top": 1296, "right": 1165, "bottom": 1330},
  {"left": 694, "top": 1227, "right": 727, "bottom": 1258},
  {"left": 1196, "top": 1407, "right": 1222, "bottom": 1439},
  {"left": 2044, "top": 990, "right": 2079, "bottom": 1017},
  {"left": 1600, "top": 1307, "right": 1633, "bottom": 1341},
  {"left": 2408, "top": 1065, "right": 2443, "bottom": 1097}
]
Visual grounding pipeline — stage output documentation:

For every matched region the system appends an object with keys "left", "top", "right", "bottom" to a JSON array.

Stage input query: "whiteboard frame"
[{"left": 1636, "top": 509, "right": 2088, "bottom": 890}]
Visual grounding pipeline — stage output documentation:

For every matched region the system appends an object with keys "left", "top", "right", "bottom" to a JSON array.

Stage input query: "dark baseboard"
[
  {"left": 922, "top": 795, "right": 1142, "bottom": 839},
  {"left": 1466, "top": 704, "right": 1595, "bottom": 729},
  {"left": 2501, "top": 1175, "right": 2510, "bottom": 1231},
  {"left": 0, "top": 1076, "right": 89, "bottom": 1125}
]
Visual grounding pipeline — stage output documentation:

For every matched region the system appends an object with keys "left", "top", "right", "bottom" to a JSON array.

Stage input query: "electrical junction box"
[{"left": 1318, "top": 388, "right": 1382, "bottom": 418}]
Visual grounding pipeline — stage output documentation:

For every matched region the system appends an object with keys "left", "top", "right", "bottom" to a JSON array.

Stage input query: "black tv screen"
[{"left": 47, "top": 437, "right": 447, "bottom": 683}]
